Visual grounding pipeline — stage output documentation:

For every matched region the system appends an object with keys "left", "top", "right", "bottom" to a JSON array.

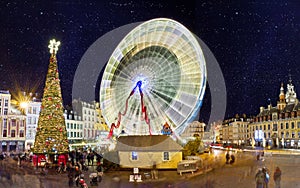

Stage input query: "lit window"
[
  {"left": 3, "top": 118, "right": 7, "bottom": 128},
  {"left": 12, "top": 120, "right": 16, "bottom": 127},
  {"left": 20, "top": 130, "right": 24, "bottom": 137},
  {"left": 11, "top": 130, "right": 16, "bottom": 137},
  {"left": 3, "top": 130, "right": 7, "bottom": 137},
  {"left": 163, "top": 152, "right": 170, "bottom": 161},
  {"left": 4, "top": 99, "right": 8, "bottom": 107},
  {"left": 131, "top": 151, "right": 138, "bottom": 160}
]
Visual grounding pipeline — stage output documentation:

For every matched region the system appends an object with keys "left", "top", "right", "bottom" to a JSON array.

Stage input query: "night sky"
[{"left": 1, "top": 1, "right": 299, "bottom": 124}]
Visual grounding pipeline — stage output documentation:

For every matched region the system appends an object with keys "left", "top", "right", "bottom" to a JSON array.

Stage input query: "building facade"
[
  {"left": 72, "top": 99, "right": 100, "bottom": 141},
  {"left": 219, "top": 117, "right": 249, "bottom": 146},
  {"left": 180, "top": 121, "right": 206, "bottom": 139},
  {"left": 64, "top": 109, "right": 83, "bottom": 143},
  {"left": 248, "top": 80, "right": 300, "bottom": 148},
  {"left": 0, "top": 90, "right": 26, "bottom": 152},
  {"left": 24, "top": 98, "right": 42, "bottom": 150}
]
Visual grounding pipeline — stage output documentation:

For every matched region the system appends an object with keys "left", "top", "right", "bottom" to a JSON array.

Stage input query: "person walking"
[
  {"left": 96, "top": 163, "right": 104, "bottom": 182},
  {"left": 262, "top": 167, "right": 269, "bottom": 188},
  {"left": 255, "top": 169, "right": 266, "bottom": 188},
  {"left": 273, "top": 167, "right": 281, "bottom": 188},
  {"left": 68, "top": 169, "right": 74, "bottom": 187},
  {"left": 230, "top": 154, "right": 235, "bottom": 164},
  {"left": 225, "top": 152, "right": 230, "bottom": 164}
]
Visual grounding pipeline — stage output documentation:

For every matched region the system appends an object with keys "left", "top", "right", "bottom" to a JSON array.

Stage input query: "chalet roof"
[{"left": 115, "top": 135, "right": 183, "bottom": 152}]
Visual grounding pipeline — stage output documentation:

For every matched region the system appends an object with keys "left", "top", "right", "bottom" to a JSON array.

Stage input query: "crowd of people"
[{"left": 66, "top": 150, "right": 104, "bottom": 187}]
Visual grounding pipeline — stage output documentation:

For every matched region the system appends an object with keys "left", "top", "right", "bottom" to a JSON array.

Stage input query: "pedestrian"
[
  {"left": 151, "top": 162, "right": 158, "bottom": 179},
  {"left": 256, "top": 154, "right": 260, "bottom": 161},
  {"left": 74, "top": 165, "right": 82, "bottom": 187},
  {"left": 68, "top": 170, "right": 74, "bottom": 187},
  {"left": 255, "top": 169, "right": 265, "bottom": 188},
  {"left": 96, "top": 163, "right": 104, "bottom": 182},
  {"left": 262, "top": 167, "right": 269, "bottom": 188},
  {"left": 90, "top": 152, "right": 94, "bottom": 166},
  {"left": 273, "top": 167, "right": 281, "bottom": 188},
  {"left": 225, "top": 152, "right": 230, "bottom": 164},
  {"left": 230, "top": 154, "right": 235, "bottom": 164},
  {"left": 87, "top": 153, "right": 91, "bottom": 166}
]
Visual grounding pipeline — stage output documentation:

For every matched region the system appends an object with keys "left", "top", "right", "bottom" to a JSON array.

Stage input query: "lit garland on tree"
[{"left": 33, "top": 39, "right": 69, "bottom": 154}]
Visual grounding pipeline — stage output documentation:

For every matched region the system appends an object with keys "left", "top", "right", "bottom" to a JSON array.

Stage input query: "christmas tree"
[{"left": 33, "top": 39, "right": 69, "bottom": 155}]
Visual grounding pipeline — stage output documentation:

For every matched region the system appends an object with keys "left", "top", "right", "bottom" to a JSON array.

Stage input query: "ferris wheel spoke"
[{"left": 100, "top": 18, "right": 206, "bottom": 137}]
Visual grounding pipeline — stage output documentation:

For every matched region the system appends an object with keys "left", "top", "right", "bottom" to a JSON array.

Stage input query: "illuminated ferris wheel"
[{"left": 100, "top": 18, "right": 206, "bottom": 137}]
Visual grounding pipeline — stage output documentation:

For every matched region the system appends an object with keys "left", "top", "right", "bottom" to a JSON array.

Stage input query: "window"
[
  {"left": 4, "top": 108, "right": 8, "bottom": 115},
  {"left": 291, "top": 122, "right": 295, "bottom": 129},
  {"left": 163, "top": 152, "right": 170, "bottom": 161},
  {"left": 268, "top": 124, "right": 270, "bottom": 130},
  {"left": 286, "top": 132, "right": 289, "bottom": 138},
  {"left": 292, "top": 132, "right": 295, "bottom": 138},
  {"left": 71, "top": 123, "right": 73, "bottom": 129},
  {"left": 286, "top": 123, "right": 289, "bottom": 129},
  {"left": 263, "top": 125, "right": 266, "bottom": 130},
  {"left": 20, "top": 130, "right": 24, "bottom": 137},
  {"left": 20, "top": 120, "right": 24, "bottom": 127},
  {"left": 298, "top": 132, "right": 300, "bottom": 138},
  {"left": 281, "top": 123, "right": 284, "bottom": 129},
  {"left": 3, "top": 130, "right": 7, "bottom": 137},
  {"left": 67, "top": 123, "right": 69, "bottom": 129},
  {"left": 4, "top": 99, "right": 8, "bottom": 107},
  {"left": 11, "top": 120, "right": 16, "bottom": 127},
  {"left": 3, "top": 118, "right": 7, "bottom": 128},
  {"left": 273, "top": 124, "right": 277, "bottom": 131},
  {"left": 11, "top": 130, "right": 16, "bottom": 137},
  {"left": 33, "top": 107, "right": 37, "bottom": 114},
  {"left": 71, "top": 132, "right": 73, "bottom": 137},
  {"left": 298, "top": 122, "right": 300, "bottom": 129},
  {"left": 131, "top": 152, "right": 138, "bottom": 160}
]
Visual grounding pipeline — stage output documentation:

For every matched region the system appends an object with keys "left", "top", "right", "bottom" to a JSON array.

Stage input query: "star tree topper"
[{"left": 48, "top": 39, "right": 61, "bottom": 54}]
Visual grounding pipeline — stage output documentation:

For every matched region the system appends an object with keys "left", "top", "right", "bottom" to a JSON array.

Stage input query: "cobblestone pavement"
[{"left": 1, "top": 150, "right": 300, "bottom": 188}]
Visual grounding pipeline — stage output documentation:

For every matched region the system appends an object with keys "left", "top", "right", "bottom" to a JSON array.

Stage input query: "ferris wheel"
[{"left": 100, "top": 18, "right": 206, "bottom": 138}]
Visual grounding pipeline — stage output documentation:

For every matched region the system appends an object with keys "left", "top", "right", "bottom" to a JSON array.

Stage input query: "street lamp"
[{"left": 20, "top": 101, "right": 28, "bottom": 109}]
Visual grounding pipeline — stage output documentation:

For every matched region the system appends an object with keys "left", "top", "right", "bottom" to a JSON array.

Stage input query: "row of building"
[
  {"left": 212, "top": 79, "right": 300, "bottom": 148},
  {"left": 0, "top": 90, "right": 108, "bottom": 152},
  {"left": 1, "top": 78, "right": 299, "bottom": 153}
]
